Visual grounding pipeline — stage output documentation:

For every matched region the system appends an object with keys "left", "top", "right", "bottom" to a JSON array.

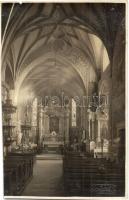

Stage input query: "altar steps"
[{"left": 36, "top": 153, "right": 62, "bottom": 160}]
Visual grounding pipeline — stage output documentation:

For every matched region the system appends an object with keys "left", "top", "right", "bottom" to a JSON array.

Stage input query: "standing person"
[
  {"left": 90, "top": 140, "right": 96, "bottom": 157},
  {"left": 80, "top": 139, "right": 83, "bottom": 152},
  {"left": 86, "top": 138, "right": 90, "bottom": 153},
  {"left": 101, "top": 138, "right": 104, "bottom": 158},
  {"left": 82, "top": 139, "right": 86, "bottom": 153},
  {"left": 73, "top": 138, "right": 78, "bottom": 152},
  {"left": 42, "top": 137, "right": 45, "bottom": 150}
]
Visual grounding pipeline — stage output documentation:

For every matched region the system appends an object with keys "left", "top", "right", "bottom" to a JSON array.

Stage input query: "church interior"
[{"left": 2, "top": 3, "right": 125, "bottom": 197}]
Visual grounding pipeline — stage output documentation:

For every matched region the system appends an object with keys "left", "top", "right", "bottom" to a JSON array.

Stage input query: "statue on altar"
[
  {"left": 51, "top": 131, "right": 57, "bottom": 142},
  {"left": 51, "top": 131, "right": 57, "bottom": 137}
]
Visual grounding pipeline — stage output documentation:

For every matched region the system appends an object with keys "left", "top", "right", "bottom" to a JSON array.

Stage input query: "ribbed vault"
[{"left": 2, "top": 3, "right": 124, "bottom": 105}]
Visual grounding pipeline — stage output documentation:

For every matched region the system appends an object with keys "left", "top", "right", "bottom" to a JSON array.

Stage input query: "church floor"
[{"left": 22, "top": 156, "right": 65, "bottom": 196}]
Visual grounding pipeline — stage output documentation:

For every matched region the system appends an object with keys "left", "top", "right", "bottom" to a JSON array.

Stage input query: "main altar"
[{"left": 36, "top": 103, "right": 70, "bottom": 153}]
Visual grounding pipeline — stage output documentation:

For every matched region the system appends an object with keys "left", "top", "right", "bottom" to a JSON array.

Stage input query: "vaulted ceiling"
[{"left": 2, "top": 3, "right": 125, "bottom": 105}]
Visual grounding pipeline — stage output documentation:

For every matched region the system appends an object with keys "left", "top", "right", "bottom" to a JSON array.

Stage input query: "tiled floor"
[{"left": 22, "top": 159, "right": 65, "bottom": 197}]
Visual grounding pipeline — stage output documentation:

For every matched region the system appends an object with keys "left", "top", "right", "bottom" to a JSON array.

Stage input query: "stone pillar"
[
  {"left": 31, "top": 99, "right": 38, "bottom": 144},
  {"left": 7, "top": 90, "right": 19, "bottom": 146},
  {"left": 84, "top": 106, "right": 87, "bottom": 130},
  {"left": 65, "top": 114, "right": 69, "bottom": 144},
  {"left": 87, "top": 108, "right": 92, "bottom": 140},
  {"left": 90, "top": 112, "right": 96, "bottom": 141},
  {"left": 81, "top": 106, "right": 83, "bottom": 128},
  {"left": 88, "top": 119, "right": 91, "bottom": 139},
  {"left": 59, "top": 115, "right": 63, "bottom": 135},
  {"left": 92, "top": 120, "right": 95, "bottom": 140},
  {"left": 43, "top": 112, "right": 49, "bottom": 135},
  {"left": 11, "top": 106, "right": 20, "bottom": 145},
  {"left": 42, "top": 110, "right": 45, "bottom": 137},
  {"left": 65, "top": 111, "right": 70, "bottom": 144},
  {"left": 31, "top": 126, "right": 37, "bottom": 143},
  {"left": 37, "top": 105, "right": 44, "bottom": 147},
  {"left": 16, "top": 106, "right": 24, "bottom": 145},
  {"left": 97, "top": 120, "right": 101, "bottom": 142}
]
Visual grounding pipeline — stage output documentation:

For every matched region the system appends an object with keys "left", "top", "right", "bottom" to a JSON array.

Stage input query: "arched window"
[{"left": 71, "top": 98, "right": 76, "bottom": 127}]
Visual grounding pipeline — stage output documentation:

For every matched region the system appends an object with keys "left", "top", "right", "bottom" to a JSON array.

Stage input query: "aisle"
[{"left": 22, "top": 159, "right": 65, "bottom": 196}]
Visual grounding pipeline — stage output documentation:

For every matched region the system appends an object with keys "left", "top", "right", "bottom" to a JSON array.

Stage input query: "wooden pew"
[
  {"left": 63, "top": 153, "right": 125, "bottom": 196},
  {"left": 4, "top": 168, "right": 14, "bottom": 195},
  {"left": 4, "top": 152, "right": 35, "bottom": 195}
]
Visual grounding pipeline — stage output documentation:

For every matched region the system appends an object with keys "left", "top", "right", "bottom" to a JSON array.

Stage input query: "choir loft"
[{"left": 2, "top": 3, "right": 125, "bottom": 197}]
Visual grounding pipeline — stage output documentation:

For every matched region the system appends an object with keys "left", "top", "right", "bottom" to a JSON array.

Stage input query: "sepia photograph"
[{"left": 1, "top": 2, "right": 126, "bottom": 198}]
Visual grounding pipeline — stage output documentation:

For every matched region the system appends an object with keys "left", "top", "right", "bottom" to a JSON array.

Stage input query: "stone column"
[
  {"left": 13, "top": 106, "right": 21, "bottom": 145},
  {"left": 87, "top": 109, "right": 92, "bottom": 140},
  {"left": 31, "top": 108, "right": 37, "bottom": 143},
  {"left": 90, "top": 112, "right": 96, "bottom": 140},
  {"left": 84, "top": 106, "right": 87, "bottom": 130},
  {"left": 42, "top": 110, "right": 45, "bottom": 137},
  {"left": 65, "top": 111, "right": 70, "bottom": 144},
  {"left": 88, "top": 119, "right": 91, "bottom": 139},
  {"left": 43, "top": 113, "right": 49, "bottom": 135},
  {"left": 46, "top": 115, "right": 50, "bottom": 134},
  {"left": 38, "top": 106, "right": 43, "bottom": 145},
  {"left": 65, "top": 114, "right": 69, "bottom": 144},
  {"left": 81, "top": 106, "right": 83, "bottom": 128},
  {"left": 92, "top": 120, "right": 95, "bottom": 140},
  {"left": 59, "top": 115, "right": 63, "bottom": 135},
  {"left": 37, "top": 105, "right": 44, "bottom": 147},
  {"left": 16, "top": 106, "right": 23, "bottom": 145},
  {"left": 97, "top": 120, "right": 101, "bottom": 142},
  {"left": 31, "top": 126, "right": 37, "bottom": 143},
  {"left": 7, "top": 90, "right": 19, "bottom": 146}
]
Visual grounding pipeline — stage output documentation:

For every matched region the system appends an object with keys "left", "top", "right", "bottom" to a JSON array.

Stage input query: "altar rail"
[{"left": 4, "top": 152, "right": 35, "bottom": 196}]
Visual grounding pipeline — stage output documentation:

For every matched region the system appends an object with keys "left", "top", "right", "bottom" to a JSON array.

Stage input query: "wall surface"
[{"left": 111, "top": 19, "right": 125, "bottom": 138}]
